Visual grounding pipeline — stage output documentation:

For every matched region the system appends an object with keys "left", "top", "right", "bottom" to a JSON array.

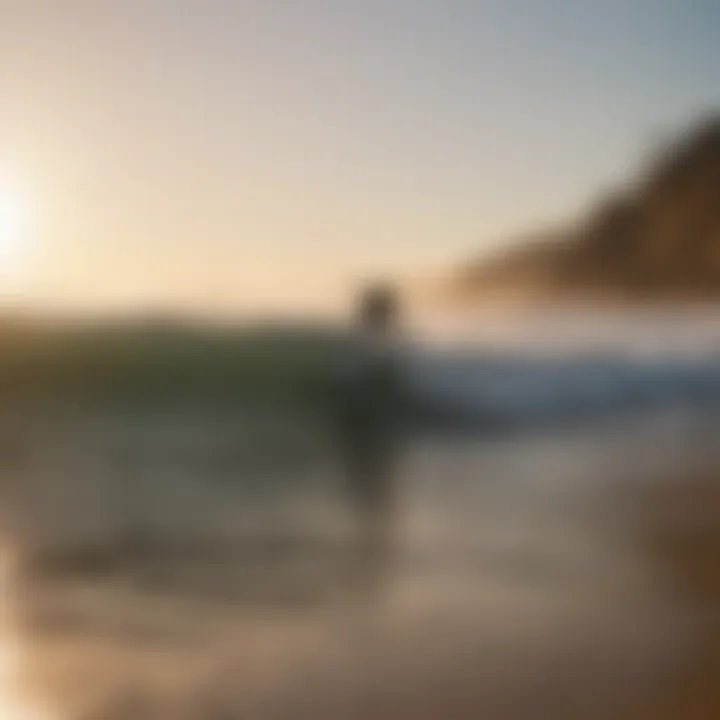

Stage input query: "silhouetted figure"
[{"left": 331, "top": 282, "right": 406, "bottom": 589}]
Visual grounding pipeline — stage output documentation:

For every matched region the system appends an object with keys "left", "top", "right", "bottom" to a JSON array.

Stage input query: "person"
[{"left": 330, "top": 282, "right": 407, "bottom": 587}]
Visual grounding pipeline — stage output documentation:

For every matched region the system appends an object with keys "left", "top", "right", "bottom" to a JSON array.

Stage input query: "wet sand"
[{"left": 1, "top": 417, "right": 718, "bottom": 719}]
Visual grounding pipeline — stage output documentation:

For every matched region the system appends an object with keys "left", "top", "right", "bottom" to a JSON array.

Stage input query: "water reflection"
[
  {"left": 0, "top": 550, "right": 49, "bottom": 720},
  {"left": 0, "top": 415, "right": 718, "bottom": 718}
]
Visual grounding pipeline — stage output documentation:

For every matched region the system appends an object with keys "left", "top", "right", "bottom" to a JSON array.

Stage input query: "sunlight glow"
[
  {"left": 0, "top": 550, "right": 50, "bottom": 720},
  {"left": 0, "top": 179, "right": 29, "bottom": 269}
]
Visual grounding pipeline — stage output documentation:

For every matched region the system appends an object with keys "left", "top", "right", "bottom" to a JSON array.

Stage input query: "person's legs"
[{"left": 345, "top": 448, "right": 397, "bottom": 593}]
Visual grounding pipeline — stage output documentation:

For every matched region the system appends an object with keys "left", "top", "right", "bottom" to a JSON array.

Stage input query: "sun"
[{"left": 0, "top": 186, "right": 28, "bottom": 266}]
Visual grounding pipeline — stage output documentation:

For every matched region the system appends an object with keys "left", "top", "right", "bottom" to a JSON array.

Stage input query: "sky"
[{"left": 1, "top": 0, "right": 719, "bottom": 315}]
